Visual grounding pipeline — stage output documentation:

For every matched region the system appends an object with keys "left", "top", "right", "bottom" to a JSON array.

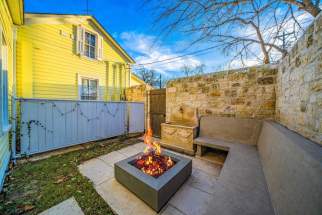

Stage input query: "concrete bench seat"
[
  {"left": 194, "top": 116, "right": 273, "bottom": 214},
  {"left": 194, "top": 116, "right": 322, "bottom": 215},
  {"left": 194, "top": 136, "right": 231, "bottom": 152},
  {"left": 204, "top": 140, "right": 274, "bottom": 215},
  {"left": 194, "top": 116, "right": 262, "bottom": 156}
]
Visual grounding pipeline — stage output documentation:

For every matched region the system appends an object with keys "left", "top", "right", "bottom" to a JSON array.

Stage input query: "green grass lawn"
[{"left": 0, "top": 135, "right": 141, "bottom": 215}]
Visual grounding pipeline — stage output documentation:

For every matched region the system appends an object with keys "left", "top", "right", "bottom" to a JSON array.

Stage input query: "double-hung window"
[
  {"left": 81, "top": 78, "right": 98, "bottom": 100},
  {"left": 84, "top": 31, "right": 96, "bottom": 59},
  {"left": 76, "top": 25, "right": 103, "bottom": 60},
  {"left": 0, "top": 31, "right": 9, "bottom": 134}
]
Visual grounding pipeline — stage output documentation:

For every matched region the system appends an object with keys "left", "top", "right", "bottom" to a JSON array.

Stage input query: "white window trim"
[
  {"left": 0, "top": 26, "right": 10, "bottom": 135},
  {"left": 76, "top": 25, "right": 103, "bottom": 61},
  {"left": 84, "top": 30, "right": 97, "bottom": 60},
  {"left": 77, "top": 73, "right": 100, "bottom": 101}
]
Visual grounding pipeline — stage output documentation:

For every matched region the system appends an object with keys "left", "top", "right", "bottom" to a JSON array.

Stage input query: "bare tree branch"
[
  {"left": 284, "top": 0, "right": 321, "bottom": 16},
  {"left": 145, "top": 0, "right": 319, "bottom": 65}
]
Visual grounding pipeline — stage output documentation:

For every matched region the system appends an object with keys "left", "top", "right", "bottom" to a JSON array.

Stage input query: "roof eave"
[
  {"left": 7, "top": 0, "right": 24, "bottom": 25},
  {"left": 90, "top": 17, "right": 135, "bottom": 64}
]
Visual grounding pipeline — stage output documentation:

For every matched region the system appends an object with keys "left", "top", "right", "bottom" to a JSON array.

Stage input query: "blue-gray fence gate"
[{"left": 17, "top": 99, "right": 145, "bottom": 155}]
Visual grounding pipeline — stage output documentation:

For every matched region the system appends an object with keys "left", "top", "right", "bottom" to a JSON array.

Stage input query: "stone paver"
[
  {"left": 39, "top": 197, "right": 84, "bottom": 215},
  {"left": 78, "top": 142, "right": 273, "bottom": 215},
  {"left": 160, "top": 205, "right": 185, "bottom": 215},
  {"left": 187, "top": 168, "right": 218, "bottom": 194},
  {"left": 117, "top": 145, "right": 142, "bottom": 157},
  {"left": 96, "top": 178, "right": 156, "bottom": 215},
  {"left": 78, "top": 158, "right": 114, "bottom": 186},
  {"left": 98, "top": 151, "right": 126, "bottom": 166},
  {"left": 132, "top": 142, "right": 146, "bottom": 151},
  {"left": 192, "top": 157, "right": 222, "bottom": 176},
  {"left": 169, "top": 183, "right": 212, "bottom": 215}
]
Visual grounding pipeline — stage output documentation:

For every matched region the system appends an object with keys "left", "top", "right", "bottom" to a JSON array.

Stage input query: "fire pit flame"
[{"left": 135, "top": 128, "right": 175, "bottom": 178}]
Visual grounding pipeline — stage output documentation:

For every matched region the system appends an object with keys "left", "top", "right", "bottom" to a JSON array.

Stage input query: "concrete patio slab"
[
  {"left": 169, "top": 183, "right": 212, "bottom": 215},
  {"left": 187, "top": 168, "right": 218, "bottom": 194},
  {"left": 117, "top": 145, "right": 142, "bottom": 156},
  {"left": 78, "top": 158, "right": 114, "bottom": 186},
  {"left": 192, "top": 157, "right": 222, "bottom": 176},
  {"left": 39, "top": 197, "right": 84, "bottom": 215},
  {"left": 98, "top": 151, "right": 126, "bottom": 166},
  {"left": 132, "top": 142, "right": 146, "bottom": 151},
  {"left": 96, "top": 178, "right": 156, "bottom": 215},
  {"left": 160, "top": 205, "right": 185, "bottom": 215},
  {"left": 78, "top": 142, "right": 274, "bottom": 215}
]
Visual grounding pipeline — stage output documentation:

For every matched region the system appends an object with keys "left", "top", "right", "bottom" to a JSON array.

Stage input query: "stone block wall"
[
  {"left": 125, "top": 84, "right": 152, "bottom": 102},
  {"left": 125, "top": 84, "right": 153, "bottom": 131},
  {"left": 166, "top": 65, "right": 278, "bottom": 122},
  {"left": 276, "top": 13, "right": 322, "bottom": 145}
]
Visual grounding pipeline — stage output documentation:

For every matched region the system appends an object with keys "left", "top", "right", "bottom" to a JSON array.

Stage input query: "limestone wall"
[
  {"left": 276, "top": 13, "right": 322, "bottom": 145},
  {"left": 166, "top": 65, "right": 278, "bottom": 122},
  {"left": 125, "top": 84, "right": 152, "bottom": 131},
  {"left": 125, "top": 84, "right": 151, "bottom": 102}
]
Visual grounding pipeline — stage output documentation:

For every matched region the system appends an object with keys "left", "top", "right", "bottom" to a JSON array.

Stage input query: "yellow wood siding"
[
  {"left": 0, "top": 0, "right": 22, "bottom": 188},
  {"left": 0, "top": 0, "right": 14, "bottom": 104},
  {"left": 16, "top": 16, "right": 132, "bottom": 101}
]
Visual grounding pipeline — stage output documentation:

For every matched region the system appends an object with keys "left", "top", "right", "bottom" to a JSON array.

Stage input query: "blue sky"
[{"left": 24, "top": 0, "right": 229, "bottom": 77}]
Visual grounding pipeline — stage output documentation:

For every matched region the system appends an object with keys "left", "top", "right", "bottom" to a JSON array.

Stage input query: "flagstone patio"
[
  {"left": 78, "top": 142, "right": 222, "bottom": 215},
  {"left": 78, "top": 141, "right": 274, "bottom": 215}
]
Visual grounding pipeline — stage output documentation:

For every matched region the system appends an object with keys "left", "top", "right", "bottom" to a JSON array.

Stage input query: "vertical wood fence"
[
  {"left": 16, "top": 98, "right": 145, "bottom": 155},
  {"left": 128, "top": 102, "right": 145, "bottom": 133}
]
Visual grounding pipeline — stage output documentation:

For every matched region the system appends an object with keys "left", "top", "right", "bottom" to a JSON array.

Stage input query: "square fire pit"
[{"left": 114, "top": 151, "right": 192, "bottom": 212}]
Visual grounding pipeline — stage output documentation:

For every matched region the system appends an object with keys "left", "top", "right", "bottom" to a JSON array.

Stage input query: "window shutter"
[
  {"left": 76, "top": 25, "right": 84, "bottom": 55},
  {"left": 97, "top": 35, "right": 103, "bottom": 60}
]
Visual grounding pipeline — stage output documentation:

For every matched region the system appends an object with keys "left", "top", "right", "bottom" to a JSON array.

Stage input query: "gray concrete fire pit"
[{"left": 114, "top": 151, "right": 192, "bottom": 212}]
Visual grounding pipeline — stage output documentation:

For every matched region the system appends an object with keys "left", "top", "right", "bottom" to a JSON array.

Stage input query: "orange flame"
[
  {"left": 143, "top": 127, "right": 161, "bottom": 155},
  {"left": 135, "top": 128, "right": 174, "bottom": 178},
  {"left": 144, "top": 127, "right": 153, "bottom": 146}
]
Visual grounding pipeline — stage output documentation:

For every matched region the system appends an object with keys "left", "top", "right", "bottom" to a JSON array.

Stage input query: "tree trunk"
[
  {"left": 251, "top": 22, "right": 271, "bottom": 64},
  {"left": 304, "top": 3, "right": 321, "bottom": 17},
  {"left": 263, "top": 55, "right": 270, "bottom": 64},
  {"left": 284, "top": 0, "right": 321, "bottom": 17}
]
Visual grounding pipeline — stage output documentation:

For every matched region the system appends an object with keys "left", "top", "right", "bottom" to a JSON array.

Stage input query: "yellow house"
[
  {"left": 0, "top": 8, "right": 143, "bottom": 189},
  {"left": 0, "top": 0, "right": 23, "bottom": 189},
  {"left": 0, "top": 0, "right": 151, "bottom": 190},
  {"left": 131, "top": 73, "right": 146, "bottom": 86},
  {"left": 16, "top": 13, "right": 135, "bottom": 101}
]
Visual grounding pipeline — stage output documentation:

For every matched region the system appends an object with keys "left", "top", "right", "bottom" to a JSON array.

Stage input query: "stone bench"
[
  {"left": 194, "top": 116, "right": 273, "bottom": 214},
  {"left": 161, "top": 104, "right": 198, "bottom": 155},
  {"left": 194, "top": 116, "right": 262, "bottom": 156},
  {"left": 161, "top": 122, "right": 197, "bottom": 155},
  {"left": 194, "top": 116, "right": 322, "bottom": 215}
]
